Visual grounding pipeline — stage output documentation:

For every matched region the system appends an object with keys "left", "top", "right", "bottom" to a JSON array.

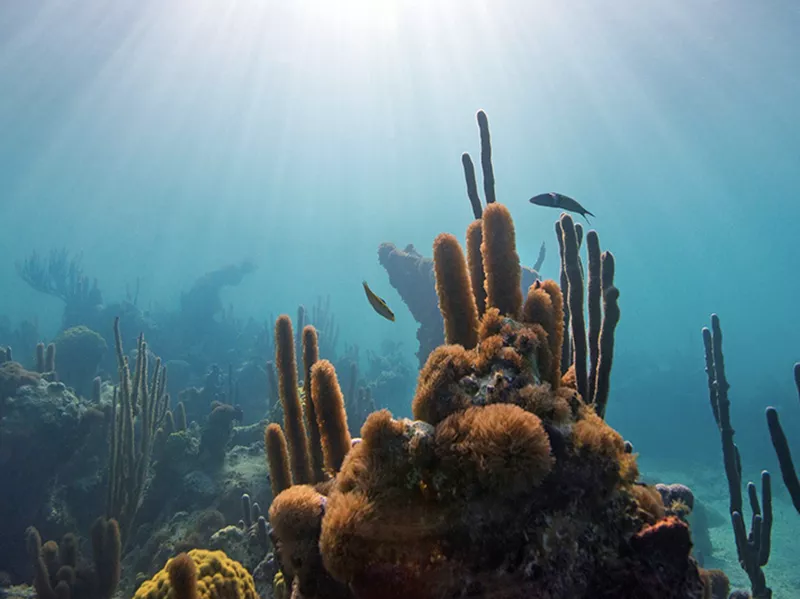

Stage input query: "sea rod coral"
[{"left": 266, "top": 195, "right": 715, "bottom": 597}]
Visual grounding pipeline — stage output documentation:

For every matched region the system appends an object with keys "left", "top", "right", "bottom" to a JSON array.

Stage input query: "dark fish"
[
  {"left": 363, "top": 281, "right": 395, "bottom": 322},
  {"left": 529, "top": 192, "right": 595, "bottom": 223}
]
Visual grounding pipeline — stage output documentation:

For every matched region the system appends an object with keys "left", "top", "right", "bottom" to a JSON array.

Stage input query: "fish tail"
[{"left": 582, "top": 210, "right": 594, "bottom": 224}]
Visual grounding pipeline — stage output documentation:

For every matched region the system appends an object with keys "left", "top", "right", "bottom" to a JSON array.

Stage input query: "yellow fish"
[{"left": 362, "top": 281, "right": 395, "bottom": 322}]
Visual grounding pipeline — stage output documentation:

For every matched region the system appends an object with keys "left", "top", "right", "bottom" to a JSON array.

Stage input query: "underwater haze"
[{"left": 1, "top": 0, "right": 799, "bottom": 597}]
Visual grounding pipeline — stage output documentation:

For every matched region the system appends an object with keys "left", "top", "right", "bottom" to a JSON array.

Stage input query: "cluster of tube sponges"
[{"left": 265, "top": 202, "right": 711, "bottom": 598}]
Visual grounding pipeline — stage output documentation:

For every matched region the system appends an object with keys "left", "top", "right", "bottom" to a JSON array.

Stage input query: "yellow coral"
[{"left": 133, "top": 549, "right": 257, "bottom": 599}]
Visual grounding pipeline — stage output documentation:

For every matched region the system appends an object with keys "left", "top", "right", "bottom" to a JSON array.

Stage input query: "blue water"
[{"left": 1, "top": 0, "right": 799, "bottom": 595}]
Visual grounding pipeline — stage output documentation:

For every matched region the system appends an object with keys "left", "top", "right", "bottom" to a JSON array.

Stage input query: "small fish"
[
  {"left": 363, "top": 281, "right": 395, "bottom": 322},
  {"left": 529, "top": 192, "right": 595, "bottom": 223}
]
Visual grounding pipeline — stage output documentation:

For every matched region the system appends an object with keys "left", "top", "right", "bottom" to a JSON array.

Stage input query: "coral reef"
[
  {"left": 53, "top": 326, "right": 107, "bottom": 396},
  {"left": 0, "top": 374, "right": 104, "bottom": 582},
  {"left": 5, "top": 110, "right": 746, "bottom": 599},
  {"left": 268, "top": 202, "right": 706, "bottom": 599}
]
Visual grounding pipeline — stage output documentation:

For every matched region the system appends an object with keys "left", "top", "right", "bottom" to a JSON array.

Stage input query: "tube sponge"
[
  {"left": 481, "top": 203, "right": 522, "bottom": 318},
  {"left": 585, "top": 230, "right": 602, "bottom": 401},
  {"left": 265, "top": 423, "right": 293, "bottom": 497},
  {"left": 268, "top": 484, "right": 327, "bottom": 546},
  {"left": 91, "top": 516, "right": 121, "bottom": 599},
  {"left": 559, "top": 214, "right": 588, "bottom": 401},
  {"left": 593, "top": 273, "right": 620, "bottom": 418},
  {"left": 302, "top": 325, "right": 325, "bottom": 482},
  {"left": 268, "top": 484, "right": 334, "bottom": 595},
  {"left": 476, "top": 110, "right": 495, "bottom": 205},
  {"left": 311, "top": 359, "right": 352, "bottom": 474},
  {"left": 275, "top": 315, "right": 312, "bottom": 484},
  {"left": 522, "top": 281, "right": 562, "bottom": 389},
  {"left": 465, "top": 220, "right": 487, "bottom": 316},
  {"left": 167, "top": 553, "right": 198, "bottom": 599},
  {"left": 461, "top": 154, "right": 482, "bottom": 220},
  {"left": 433, "top": 233, "right": 479, "bottom": 349}
]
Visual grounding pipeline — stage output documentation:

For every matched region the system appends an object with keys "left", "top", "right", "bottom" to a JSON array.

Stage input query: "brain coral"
[{"left": 133, "top": 549, "right": 257, "bottom": 599}]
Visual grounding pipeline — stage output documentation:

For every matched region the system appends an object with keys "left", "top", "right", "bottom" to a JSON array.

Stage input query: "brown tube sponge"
[
  {"left": 265, "top": 423, "right": 293, "bottom": 497},
  {"left": 302, "top": 325, "right": 325, "bottom": 482},
  {"left": 311, "top": 360, "right": 352, "bottom": 474},
  {"left": 275, "top": 315, "right": 312, "bottom": 484},
  {"left": 268, "top": 485, "right": 327, "bottom": 583},
  {"left": 539, "top": 280, "right": 564, "bottom": 386},
  {"left": 465, "top": 220, "right": 487, "bottom": 316},
  {"left": 586, "top": 230, "right": 602, "bottom": 402},
  {"left": 269, "top": 483, "right": 326, "bottom": 541},
  {"left": 481, "top": 203, "right": 522, "bottom": 318},
  {"left": 559, "top": 214, "right": 588, "bottom": 402},
  {"left": 167, "top": 553, "right": 198, "bottom": 599},
  {"left": 91, "top": 516, "right": 121, "bottom": 599},
  {"left": 522, "top": 282, "right": 560, "bottom": 389},
  {"left": 433, "top": 233, "right": 479, "bottom": 349},
  {"left": 435, "top": 404, "right": 553, "bottom": 499}
]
